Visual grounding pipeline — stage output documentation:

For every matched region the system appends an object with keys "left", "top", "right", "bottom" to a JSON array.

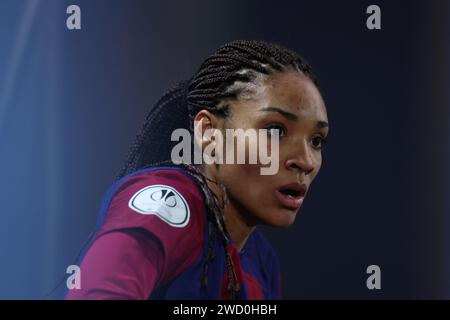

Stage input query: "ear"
[{"left": 193, "top": 110, "right": 219, "bottom": 153}]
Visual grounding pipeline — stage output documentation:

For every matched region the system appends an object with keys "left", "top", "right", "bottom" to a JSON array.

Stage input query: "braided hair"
[{"left": 116, "top": 40, "right": 319, "bottom": 299}]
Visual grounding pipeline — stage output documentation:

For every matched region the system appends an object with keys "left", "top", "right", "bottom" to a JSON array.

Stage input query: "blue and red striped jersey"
[{"left": 66, "top": 166, "right": 282, "bottom": 300}]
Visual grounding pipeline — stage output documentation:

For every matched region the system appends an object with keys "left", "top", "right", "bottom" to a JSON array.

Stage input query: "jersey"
[{"left": 66, "top": 166, "right": 282, "bottom": 300}]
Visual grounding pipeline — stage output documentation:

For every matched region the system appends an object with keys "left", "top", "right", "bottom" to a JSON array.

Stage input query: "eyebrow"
[
  {"left": 260, "top": 106, "right": 298, "bottom": 120},
  {"left": 316, "top": 121, "right": 329, "bottom": 129},
  {"left": 260, "top": 106, "right": 329, "bottom": 129}
]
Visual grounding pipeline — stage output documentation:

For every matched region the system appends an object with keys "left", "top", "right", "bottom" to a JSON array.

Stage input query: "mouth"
[{"left": 275, "top": 182, "right": 307, "bottom": 210}]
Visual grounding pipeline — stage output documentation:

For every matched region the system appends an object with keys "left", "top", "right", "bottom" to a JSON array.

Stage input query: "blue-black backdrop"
[{"left": 0, "top": 0, "right": 448, "bottom": 299}]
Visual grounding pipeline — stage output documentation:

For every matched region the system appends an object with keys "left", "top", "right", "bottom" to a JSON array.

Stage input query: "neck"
[
  {"left": 223, "top": 198, "right": 256, "bottom": 252},
  {"left": 203, "top": 170, "right": 256, "bottom": 252}
]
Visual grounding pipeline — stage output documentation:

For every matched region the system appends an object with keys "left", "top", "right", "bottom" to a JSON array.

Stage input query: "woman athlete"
[{"left": 66, "top": 40, "right": 329, "bottom": 300}]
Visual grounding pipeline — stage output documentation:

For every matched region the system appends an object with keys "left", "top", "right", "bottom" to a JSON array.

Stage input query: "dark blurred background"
[{"left": 0, "top": 0, "right": 448, "bottom": 299}]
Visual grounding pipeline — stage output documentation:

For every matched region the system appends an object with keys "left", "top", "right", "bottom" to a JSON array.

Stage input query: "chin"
[{"left": 265, "top": 208, "right": 298, "bottom": 227}]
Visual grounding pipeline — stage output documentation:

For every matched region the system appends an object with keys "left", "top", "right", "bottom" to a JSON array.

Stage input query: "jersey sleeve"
[
  {"left": 66, "top": 229, "right": 163, "bottom": 300},
  {"left": 68, "top": 168, "right": 206, "bottom": 299}
]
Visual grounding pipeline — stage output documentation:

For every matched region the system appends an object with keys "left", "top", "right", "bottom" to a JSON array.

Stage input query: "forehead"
[
  {"left": 263, "top": 70, "right": 326, "bottom": 119},
  {"left": 230, "top": 69, "right": 328, "bottom": 123}
]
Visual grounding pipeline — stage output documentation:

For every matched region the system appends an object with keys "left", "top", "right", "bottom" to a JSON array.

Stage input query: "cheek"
[
  {"left": 222, "top": 131, "right": 260, "bottom": 164},
  {"left": 219, "top": 164, "right": 272, "bottom": 205},
  {"left": 220, "top": 163, "right": 261, "bottom": 188},
  {"left": 219, "top": 164, "right": 297, "bottom": 226},
  {"left": 310, "top": 152, "right": 322, "bottom": 181}
]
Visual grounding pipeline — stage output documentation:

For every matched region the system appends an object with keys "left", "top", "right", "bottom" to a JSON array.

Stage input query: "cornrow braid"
[
  {"left": 139, "top": 160, "right": 239, "bottom": 298},
  {"left": 115, "top": 40, "right": 320, "bottom": 299}
]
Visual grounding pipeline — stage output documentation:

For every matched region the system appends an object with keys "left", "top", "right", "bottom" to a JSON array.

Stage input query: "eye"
[
  {"left": 311, "top": 135, "right": 327, "bottom": 150},
  {"left": 265, "top": 124, "right": 286, "bottom": 137}
]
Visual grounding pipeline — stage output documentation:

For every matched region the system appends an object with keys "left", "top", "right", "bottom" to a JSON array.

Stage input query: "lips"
[{"left": 275, "top": 182, "right": 307, "bottom": 210}]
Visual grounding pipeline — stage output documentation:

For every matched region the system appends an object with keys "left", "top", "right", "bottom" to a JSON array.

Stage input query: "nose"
[{"left": 285, "top": 142, "right": 315, "bottom": 175}]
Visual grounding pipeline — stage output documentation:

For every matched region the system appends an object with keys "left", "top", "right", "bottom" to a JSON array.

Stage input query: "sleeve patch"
[{"left": 128, "top": 184, "right": 190, "bottom": 228}]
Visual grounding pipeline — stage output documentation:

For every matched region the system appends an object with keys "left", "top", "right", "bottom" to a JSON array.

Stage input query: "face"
[{"left": 200, "top": 69, "right": 329, "bottom": 228}]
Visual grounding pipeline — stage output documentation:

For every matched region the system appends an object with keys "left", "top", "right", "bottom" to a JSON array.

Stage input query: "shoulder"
[
  {"left": 97, "top": 166, "right": 206, "bottom": 232},
  {"left": 94, "top": 166, "right": 207, "bottom": 280}
]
